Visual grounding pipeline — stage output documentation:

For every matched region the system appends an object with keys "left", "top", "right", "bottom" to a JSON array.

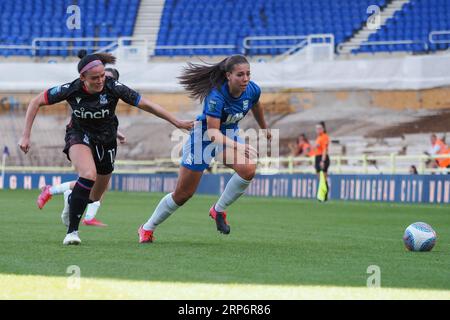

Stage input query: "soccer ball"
[{"left": 403, "top": 222, "right": 437, "bottom": 252}]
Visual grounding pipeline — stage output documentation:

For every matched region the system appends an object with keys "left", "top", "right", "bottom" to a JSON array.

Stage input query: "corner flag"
[{"left": 317, "top": 171, "right": 328, "bottom": 202}]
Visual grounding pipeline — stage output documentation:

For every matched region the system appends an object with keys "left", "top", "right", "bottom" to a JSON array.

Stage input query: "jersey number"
[{"left": 108, "top": 149, "right": 116, "bottom": 164}]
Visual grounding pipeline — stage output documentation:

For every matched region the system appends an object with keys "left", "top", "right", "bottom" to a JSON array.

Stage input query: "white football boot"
[
  {"left": 61, "top": 190, "right": 72, "bottom": 227},
  {"left": 63, "top": 231, "right": 81, "bottom": 245}
]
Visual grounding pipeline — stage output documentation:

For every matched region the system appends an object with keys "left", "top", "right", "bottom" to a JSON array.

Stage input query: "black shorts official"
[
  {"left": 63, "top": 126, "right": 117, "bottom": 175},
  {"left": 315, "top": 155, "right": 330, "bottom": 173}
]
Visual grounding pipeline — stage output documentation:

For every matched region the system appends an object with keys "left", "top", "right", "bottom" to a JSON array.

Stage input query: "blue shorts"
[{"left": 181, "top": 124, "right": 244, "bottom": 172}]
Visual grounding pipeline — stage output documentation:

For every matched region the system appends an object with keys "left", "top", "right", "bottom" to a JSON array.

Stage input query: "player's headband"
[{"left": 79, "top": 60, "right": 103, "bottom": 74}]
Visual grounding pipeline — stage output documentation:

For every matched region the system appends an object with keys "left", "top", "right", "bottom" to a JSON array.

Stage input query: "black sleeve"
[
  {"left": 109, "top": 80, "right": 141, "bottom": 106},
  {"left": 44, "top": 82, "right": 74, "bottom": 105}
]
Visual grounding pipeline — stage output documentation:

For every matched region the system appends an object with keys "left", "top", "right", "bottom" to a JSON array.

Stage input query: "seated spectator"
[
  {"left": 289, "top": 134, "right": 315, "bottom": 157},
  {"left": 409, "top": 165, "right": 418, "bottom": 175},
  {"left": 429, "top": 134, "right": 450, "bottom": 170}
]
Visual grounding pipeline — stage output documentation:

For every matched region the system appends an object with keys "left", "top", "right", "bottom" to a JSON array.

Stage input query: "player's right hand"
[
  {"left": 236, "top": 143, "right": 258, "bottom": 161},
  {"left": 18, "top": 136, "right": 31, "bottom": 154}
]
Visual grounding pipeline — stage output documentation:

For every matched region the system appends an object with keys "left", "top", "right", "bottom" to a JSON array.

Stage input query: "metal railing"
[
  {"left": 242, "top": 35, "right": 309, "bottom": 50},
  {"left": 3, "top": 154, "right": 449, "bottom": 175},
  {"left": 0, "top": 36, "right": 238, "bottom": 58},
  {"left": 1, "top": 30, "right": 449, "bottom": 58},
  {"left": 31, "top": 37, "right": 118, "bottom": 55},
  {"left": 429, "top": 30, "right": 450, "bottom": 44},
  {"left": 243, "top": 34, "right": 334, "bottom": 60},
  {"left": 117, "top": 36, "right": 236, "bottom": 55},
  {"left": 337, "top": 30, "right": 450, "bottom": 54},
  {"left": 337, "top": 40, "right": 428, "bottom": 54}
]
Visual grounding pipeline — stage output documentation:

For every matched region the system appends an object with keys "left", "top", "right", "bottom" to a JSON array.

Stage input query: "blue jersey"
[
  {"left": 181, "top": 80, "right": 261, "bottom": 172},
  {"left": 197, "top": 81, "right": 261, "bottom": 132}
]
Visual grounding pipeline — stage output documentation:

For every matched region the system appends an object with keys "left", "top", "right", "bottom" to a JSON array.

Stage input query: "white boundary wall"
[{"left": 1, "top": 53, "right": 450, "bottom": 92}]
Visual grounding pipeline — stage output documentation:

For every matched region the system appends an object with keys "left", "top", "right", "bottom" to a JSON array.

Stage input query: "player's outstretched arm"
[
  {"left": 136, "top": 97, "right": 193, "bottom": 130},
  {"left": 18, "top": 91, "right": 47, "bottom": 154}
]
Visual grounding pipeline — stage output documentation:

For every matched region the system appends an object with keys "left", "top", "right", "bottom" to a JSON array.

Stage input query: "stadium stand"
[
  {"left": 155, "top": 0, "right": 387, "bottom": 56},
  {"left": 1, "top": 0, "right": 449, "bottom": 57},
  {"left": 0, "top": 0, "right": 139, "bottom": 57},
  {"left": 355, "top": 0, "right": 450, "bottom": 54}
]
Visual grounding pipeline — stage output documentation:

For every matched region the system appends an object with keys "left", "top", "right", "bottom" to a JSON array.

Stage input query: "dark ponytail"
[
  {"left": 178, "top": 55, "right": 249, "bottom": 101},
  {"left": 105, "top": 67, "right": 120, "bottom": 80},
  {"left": 319, "top": 121, "right": 327, "bottom": 133},
  {"left": 77, "top": 50, "right": 116, "bottom": 74}
]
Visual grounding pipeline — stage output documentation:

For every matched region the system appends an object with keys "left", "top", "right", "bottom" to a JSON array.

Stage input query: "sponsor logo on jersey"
[
  {"left": 76, "top": 97, "right": 82, "bottom": 104},
  {"left": 99, "top": 94, "right": 108, "bottom": 105},
  {"left": 83, "top": 134, "right": 90, "bottom": 145},
  {"left": 50, "top": 86, "right": 61, "bottom": 95},
  {"left": 62, "top": 84, "right": 70, "bottom": 89},
  {"left": 243, "top": 100, "right": 249, "bottom": 110},
  {"left": 73, "top": 107, "right": 110, "bottom": 119},
  {"left": 114, "top": 81, "right": 122, "bottom": 86},
  {"left": 224, "top": 112, "right": 244, "bottom": 125}
]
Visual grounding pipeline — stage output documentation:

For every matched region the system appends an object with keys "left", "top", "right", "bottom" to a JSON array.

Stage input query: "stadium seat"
[
  {"left": 353, "top": 0, "right": 450, "bottom": 54},
  {"left": 0, "top": 0, "right": 139, "bottom": 57},
  {"left": 155, "top": 0, "right": 387, "bottom": 56}
]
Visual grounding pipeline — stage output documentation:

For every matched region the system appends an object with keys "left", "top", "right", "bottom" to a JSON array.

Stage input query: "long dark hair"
[
  {"left": 178, "top": 55, "right": 249, "bottom": 101},
  {"left": 318, "top": 121, "right": 327, "bottom": 133},
  {"left": 77, "top": 49, "right": 116, "bottom": 74}
]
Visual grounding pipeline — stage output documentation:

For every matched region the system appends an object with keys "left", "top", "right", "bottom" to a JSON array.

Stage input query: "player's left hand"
[
  {"left": 117, "top": 131, "right": 127, "bottom": 144},
  {"left": 176, "top": 120, "right": 194, "bottom": 131}
]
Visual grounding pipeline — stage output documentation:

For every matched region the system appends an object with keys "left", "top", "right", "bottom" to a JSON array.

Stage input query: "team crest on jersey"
[
  {"left": 243, "top": 100, "right": 249, "bottom": 111},
  {"left": 208, "top": 100, "right": 217, "bottom": 113},
  {"left": 99, "top": 94, "right": 108, "bottom": 105}
]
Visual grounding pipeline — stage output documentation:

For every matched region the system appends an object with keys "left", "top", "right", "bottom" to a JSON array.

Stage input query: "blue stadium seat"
[
  {"left": 155, "top": 0, "right": 388, "bottom": 56},
  {"left": 353, "top": 0, "right": 450, "bottom": 54},
  {"left": 0, "top": 0, "right": 139, "bottom": 57}
]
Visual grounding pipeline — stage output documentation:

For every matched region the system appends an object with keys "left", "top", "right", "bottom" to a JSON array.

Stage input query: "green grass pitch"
[{"left": 0, "top": 189, "right": 449, "bottom": 299}]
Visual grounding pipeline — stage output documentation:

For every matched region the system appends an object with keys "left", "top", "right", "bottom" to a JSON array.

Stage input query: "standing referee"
[{"left": 314, "top": 121, "right": 330, "bottom": 201}]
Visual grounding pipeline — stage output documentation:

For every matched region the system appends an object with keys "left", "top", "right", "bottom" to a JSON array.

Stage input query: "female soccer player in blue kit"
[{"left": 138, "top": 55, "right": 271, "bottom": 243}]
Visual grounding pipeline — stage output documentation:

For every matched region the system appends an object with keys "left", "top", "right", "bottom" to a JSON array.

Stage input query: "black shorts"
[
  {"left": 315, "top": 155, "right": 330, "bottom": 173},
  {"left": 63, "top": 128, "right": 117, "bottom": 175}
]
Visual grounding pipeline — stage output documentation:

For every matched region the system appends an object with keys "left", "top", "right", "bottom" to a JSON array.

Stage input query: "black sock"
[
  {"left": 68, "top": 195, "right": 93, "bottom": 205},
  {"left": 67, "top": 177, "right": 95, "bottom": 234},
  {"left": 67, "top": 196, "right": 93, "bottom": 207}
]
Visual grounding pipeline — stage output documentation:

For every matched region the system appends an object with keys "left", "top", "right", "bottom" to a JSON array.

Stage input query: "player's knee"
[
  {"left": 90, "top": 194, "right": 101, "bottom": 202},
  {"left": 79, "top": 169, "right": 97, "bottom": 182},
  {"left": 172, "top": 189, "right": 194, "bottom": 206},
  {"left": 238, "top": 164, "right": 256, "bottom": 181}
]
